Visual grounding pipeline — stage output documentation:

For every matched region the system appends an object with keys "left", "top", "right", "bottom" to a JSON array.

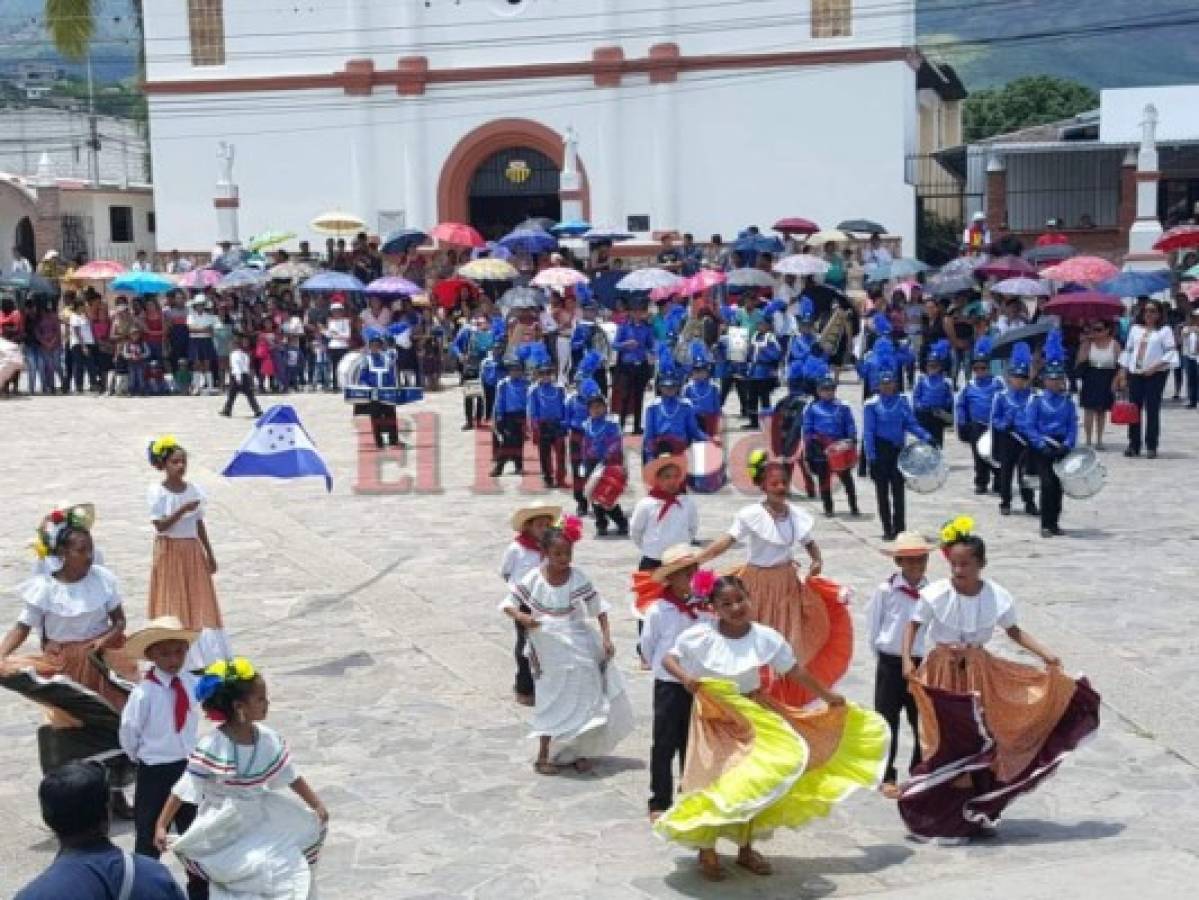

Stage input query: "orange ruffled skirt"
[
  {"left": 149, "top": 537, "right": 224, "bottom": 630},
  {"left": 0, "top": 639, "right": 135, "bottom": 727},
  {"left": 735, "top": 564, "right": 853, "bottom": 706}
]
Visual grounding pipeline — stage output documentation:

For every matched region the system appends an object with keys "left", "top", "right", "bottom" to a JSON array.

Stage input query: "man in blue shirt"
[
  {"left": 614, "top": 306, "right": 655, "bottom": 434},
  {"left": 527, "top": 350, "right": 569, "bottom": 489},
  {"left": 864, "top": 364, "right": 931, "bottom": 541},
  {"left": 491, "top": 356, "right": 530, "bottom": 477},
  {"left": 955, "top": 338, "right": 1002, "bottom": 494},
  {"left": 16, "top": 761, "right": 185, "bottom": 900}
]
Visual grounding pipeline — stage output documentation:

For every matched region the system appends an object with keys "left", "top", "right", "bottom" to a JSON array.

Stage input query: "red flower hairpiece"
[
  {"left": 560, "top": 515, "right": 583, "bottom": 544},
  {"left": 49, "top": 510, "right": 65, "bottom": 524},
  {"left": 690, "top": 568, "right": 717, "bottom": 599}
]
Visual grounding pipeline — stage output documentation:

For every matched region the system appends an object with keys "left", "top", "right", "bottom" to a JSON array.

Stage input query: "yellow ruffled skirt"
[{"left": 654, "top": 679, "right": 888, "bottom": 849}]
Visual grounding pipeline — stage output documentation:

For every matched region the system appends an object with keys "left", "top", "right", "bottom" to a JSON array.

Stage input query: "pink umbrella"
[
  {"left": 976, "top": 255, "right": 1036, "bottom": 280},
  {"left": 531, "top": 266, "right": 588, "bottom": 292},
  {"left": 1153, "top": 224, "right": 1199, "bottom": 253},
  {"left": 650, "top": 282, "right": 686, "bottom": 302},
  {"left": 1043, "top": 292, "right": 1124, "bottom": 322},
  {"left": 683, "top": 269, "right": 727, "bottom": 296},
  {"left": 430, "top": 222, "right": 485, "bottom": 248},
  {"left": 176, "top": 268, "right": 221, "bottom": 289},
  {"left": 68, "top": 260, "right": 127, "bottom": 280},
  {"left": 773, "top": 217, "right": 819, "bottom": 235},
  {"left": 1040, "top": 256, "right": 1120, "bottom": 285}
]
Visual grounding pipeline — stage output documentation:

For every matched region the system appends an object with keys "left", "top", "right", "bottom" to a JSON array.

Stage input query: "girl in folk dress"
[
  {"left": 692, "top": 453, "right": 853, "bottom": 706},
  {"left": 500, "top": 518, "right": 634, "bottom": 775},
  {"left": 157, "top": 658, "right": 328, "bottom": 899},
  {"left": 147, "top": 436, "right": 231, "bottom": 669}
]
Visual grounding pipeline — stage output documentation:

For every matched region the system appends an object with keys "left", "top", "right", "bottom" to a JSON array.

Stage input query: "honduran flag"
[{"left": 221, "top": 405, "right": 332, "bottom": 492}]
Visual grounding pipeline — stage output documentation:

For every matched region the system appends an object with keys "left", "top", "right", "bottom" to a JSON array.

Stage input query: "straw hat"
[
  {"left": 890, "top": 531, "right": 932, "bottom": 558},
  {"left": 651, "top": 544, "right": 701, "bottom": 582},
  {"left": 642, "top": 453, "right": 685, "bottom": 489},
  {"left": 124, "top": 615, "right": 198, "bottom": 660},
  {"left": 509, "top": 501, "right": 561, "bottom": 532}
]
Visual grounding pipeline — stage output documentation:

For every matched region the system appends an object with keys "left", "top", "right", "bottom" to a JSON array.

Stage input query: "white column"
[
  {"left": 1126, "top": 103, "right": 1167, "bottom": 271},
  {"left": 214, "top": 141, "right": 239, "bottom": 245},
  {"left": 559, "top": 125, "right": 583, "bottom": 223}
]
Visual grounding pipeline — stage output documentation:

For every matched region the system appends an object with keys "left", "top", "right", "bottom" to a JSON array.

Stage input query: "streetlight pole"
[{"left": 86, "top": 51, "right": 100, "bottom": 186}]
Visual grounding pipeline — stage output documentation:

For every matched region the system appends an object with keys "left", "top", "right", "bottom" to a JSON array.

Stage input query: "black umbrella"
[
  {"left": 837, "top": 219, "right": 886, "bottom": 235},
  {"left": 1024, "top": 244, "right": 1076, "bottom": 265},
  {"left": 498, "top": 285, "right": 548, "bottom": 312},
  {"left": 803, "top": 283, "right": 851, "bottom": 321},
  {"left": 989, "top": 321, "right": 1054, "bottom": 359}
]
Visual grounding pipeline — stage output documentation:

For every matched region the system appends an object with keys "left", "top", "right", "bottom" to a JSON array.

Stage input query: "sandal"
[
  {"left": 736, "top": 848, "right": 773, "bottom": 876},
  {"left": 533, "top": 761, "right": 559, "bottom": 776},
  {"left": 698, "top": 850, "right": 724, "bottom": 882}
]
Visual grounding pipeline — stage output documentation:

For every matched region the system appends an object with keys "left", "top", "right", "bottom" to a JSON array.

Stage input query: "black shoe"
[
  {"left": 1124, "top": 446, "right": 1139, "bottom": 458},
  {"left": 616, "top": 524, "right": 629, "bottom": 537},
  {"left": 543, "top": 476, "right": 554, "bottom": 489},
  {"left": 514, "top": 465, "right": 524, "bottom": 475},
  {"left": 631, "top": 427, "right": 644, "bottom": 436},
  {"left": 1048, "top": 526, "right": 1065, "bottom": 536},
  {"left": 849, "top": 505, "right": 862, "bottom": 517},
  {"left": 999, "top": 505, "right": 1011, "bottom": 516},
  {"left": 575, "top": 501, "right": 589, "bottom": 517},
  {"left": 461, "top": 422, "right": 474, "bottom": 431},
  {"left": 596, "top": 524, "right": 609, "bottom": 537},
  {"left": 1187, "top": 404, "right": 1197, "bottom": 409},
  {"left": 823, "top": 508, "right": 835, "bottom": 518},
  {"left": 218, "top": 409, "right": 231, "bottom": 417},
  {"left": 882, "top": 530, "right": 896, "bottom": 542},
  {"left": 974, "top": 485, "right": 988, "bottom": 495},
  {"left": 1147, "top": 449, "right": 1157, "bottom": 459},
  {"left": 1024, "top": 503, "right": 1039, "bottom": 516}
]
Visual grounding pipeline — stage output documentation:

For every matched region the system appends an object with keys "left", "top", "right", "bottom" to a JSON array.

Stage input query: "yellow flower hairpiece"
[
  {"left": 231, "top": 657, "right": 256, "bottom": 680},
  {"left": 151, "top": 435, "right": 179, "bottom": 457},
  {"left": 205, "top": 660, "right": 229, "bottom": 679},
  {"left": 204, "top": 657, "right": 256, "bottom": 681},
  {"left": 747, "top": 448, "right": 769, "bottom": 480},
  {"left": 940, "top": 515, "right": 976, "bottom": 545}
]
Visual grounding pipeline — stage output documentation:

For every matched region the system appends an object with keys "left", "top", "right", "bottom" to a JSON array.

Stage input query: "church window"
[
  {"left": 812, "top": 0, "right": 852, "bottom": 39},
  {"left": 188, "top": 0, "right": 226, "bottom": 67}
]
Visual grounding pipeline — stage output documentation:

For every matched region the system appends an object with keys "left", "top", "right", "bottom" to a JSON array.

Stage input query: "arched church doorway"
[{"left": 468, "top": 146, "right": 561, "bottom": 241}]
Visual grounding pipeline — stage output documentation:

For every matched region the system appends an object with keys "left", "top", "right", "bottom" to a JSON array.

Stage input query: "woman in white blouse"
[
  {"left": 897, "top": 524, "right": 1100, "bottom": 841},
  {"left": 323, "top": 300, "right": 353, "bottom": 388},
  {"left": 693, "top": 455, "right": 852, "bottom": 707},
  {"left": 1116, "top": 299, "right": 1179, "bottom": 458}
]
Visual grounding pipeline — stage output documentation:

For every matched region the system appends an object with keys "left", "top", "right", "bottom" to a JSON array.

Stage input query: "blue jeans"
[
  {"left": 22, "top": 345, "right": 42, "bottom": 393},
  {"left": 128, "top": 360, "right": 147, "bottom": 395},
  {"left": 1183, "top": 357, "right": 1198, "bottom": 407}
]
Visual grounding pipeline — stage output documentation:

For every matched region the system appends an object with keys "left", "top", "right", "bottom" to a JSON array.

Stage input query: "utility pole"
[{"left": 86, "top": 51, "right": 100, "bottom": 186}]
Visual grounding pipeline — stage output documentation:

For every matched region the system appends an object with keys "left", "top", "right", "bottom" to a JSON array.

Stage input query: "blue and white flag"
[{"left": 221, "top": 405, "right": 332, "bottom": 492}]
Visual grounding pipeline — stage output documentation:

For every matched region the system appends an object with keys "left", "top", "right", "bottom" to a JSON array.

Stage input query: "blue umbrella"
[
  {"left": 211, "top": 249, "right": 247, "bottom": 273},
  {"left": 584, "top": 228, "right": 633, "bottom": 244},
  {"left": 109, "top": 271, "right": 176, "bottom": 295},
  {"left": 300, "top": 271, "right": 367, "bottom": 293},
  {"left": 381, "top": 229, "right": 430, "bottom": 255},
  {"left": 1096, "top": 270, "right": 1172, "bottom": 298},
  {"left": 472, "top": 242, "right": 513, "bottom": 261},
  {"left": 551, "top": 219, "right": 593, "bottom": 237},
  {"left": 498, "top": 228, "right": 558, "bottom": 255},
  {"left": 218, "top": 267, "right": 269, "bottom": 290},
  {"left": 734, "top": 234, "right": 785, "bottom": 255}
]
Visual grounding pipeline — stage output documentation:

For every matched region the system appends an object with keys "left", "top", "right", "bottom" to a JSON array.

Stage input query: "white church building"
[{"left": 144, "top": 0, "right": 947, "bottom": 253}]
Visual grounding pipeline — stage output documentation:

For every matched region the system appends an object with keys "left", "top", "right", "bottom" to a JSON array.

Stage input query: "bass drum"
[
  {"left": 687, "top": 441, "right": 727, "bottom": 493},
  {"left": 726, "top": 326, "right": 750, "bottom": 363},
  {"left": 1054, "top": 447, "right": 1106, "bottom": 499},
  {"left": 976, "top": 427, "right": 1000, "bottom": 469},
  {"left": 897, "top": 441, "right": 948, "bottom": 494}
]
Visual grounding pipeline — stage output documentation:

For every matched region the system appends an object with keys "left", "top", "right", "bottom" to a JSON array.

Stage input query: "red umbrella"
[
  {"left": 1043, "top": 292, "right": 1124, "bottom": 322},
  {"left": 975, "top": 255, "right": 1036, "bottom": 280},
  {"left": 773, "top": 217, "right": 819, "bottom": 235},
  {"left": 430, "top": 222, "right": 485, "bottom": 248},
  {"left": 431, "top": 276, "right": 478, "bottom": 309},
  {"left": 1040, "top": 256, "right": 1120, "bottom": 285},
  {"left": 1153, "top": 224, "right": 1199, "bottom": 253}
]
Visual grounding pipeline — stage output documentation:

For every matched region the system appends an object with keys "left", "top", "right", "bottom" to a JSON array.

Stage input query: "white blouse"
[
  {"left": 727, "top": 503, "right": 814, "bottom": 567},
  {"left": 500, "top": 567, "right": 609, "bottom": 623},
  {"left": 1120, "top": 325, "right": 1179, "bottom": 375},
  {"left": 911, "top": 578, "right": 1017, "bottom": 647},
  {"left": 147, "top": 482, "right": 206, "bottom": 539},
  {"left": 16, "top": 565, "right": 122, "bottom": 642},
  {"left": 672, "top": 621, "right": 796, "bottom": 694}
]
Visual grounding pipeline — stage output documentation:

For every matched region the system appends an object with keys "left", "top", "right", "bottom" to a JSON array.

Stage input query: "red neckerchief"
[
  {"left": 515, "top": 533, "right": 541, "bottom": 552},
  {"left": 649, "top": 487, "right": 683, "bottom": 522},
  {"left": 661, "top": 586, "right": 710, "bottom": 620},
  {"left": 145, "top": 669, "right": 189, "bottom": 733},
  {"left": 892, "top": 573, "right": 923, "bottom": 601}
]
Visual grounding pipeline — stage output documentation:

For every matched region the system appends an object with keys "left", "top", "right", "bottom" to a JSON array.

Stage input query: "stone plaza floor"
[{"left": 1, "top": 383, "right": 1198, "bottom": 898}]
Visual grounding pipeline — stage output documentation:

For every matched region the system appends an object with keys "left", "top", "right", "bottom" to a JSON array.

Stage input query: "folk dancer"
[{"left": 501, "top": 502, "right": 560, "bottom": 706}]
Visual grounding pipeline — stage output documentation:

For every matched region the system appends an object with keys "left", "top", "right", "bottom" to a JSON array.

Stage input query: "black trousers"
[
  {"left": 493, "top": 413, "right": 526, "bottom": 469},
  {"left": 744, "top": 377, "right": 775, "bottom": 426},
  {"left": 536, "top": 422, "right": 567, "bottom": 485},
  {"left": 134, "top": 760, "right": 208, "bottom": 899},
  {"left": 993, "top": 430, "right": 1035, "bottom": 508},
  {"left": 1127, "top": 370, "right": 1168, "bottom": 453},
  {"left": 577, "top": 459, "right": 627, "bottom": 530},
  {"left": 483, "top": 383, "right": 497, "bottom": 420},
  {"left": 462, "top": 385, "right": 484, "bottom": 424},
  {"left": 962, "top": 422, "right": 994, "bottom": 491},
  {"left": 615, "top": 361, "right": 652, "bottom": 431},
  {"left": 809, "top": 457, "right": 858, "bottom": 514},
  {"left": 915, "top": 410, "right": 946, "bottom": 449},
  {"left": 719, "top": 374, "right": 749, "bottom": 418},
  {"left": 221, "top": 373, "right": 262, "bottom": 416},
  {"left": 874, "top": 653, "right": 921, "bottom": 784},
  {"left": 514, "top": 602, "right": 535, "bottom": 697},
  {"left": 649, "top": 680, "right": 694, "bottom": 811},
  {"left": 870, "top": 440, "right": 906, "bottom": 536},
  {"left": 1032, "top": 448, "right": 1064, "bottom": 529}
]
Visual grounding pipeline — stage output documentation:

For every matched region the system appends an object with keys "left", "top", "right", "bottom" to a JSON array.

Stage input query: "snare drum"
[
  {"left": 726, "top": 326, "right": 750, "bottom": 364},
  {"left": 1054, "top": 447, "right": 1106, "bottom": 499},
  {"left": 976, "top": 428, "right": 1000, "bottom": 469},
  {"left": 343, "top": 385, "right": 373, "bottom": 404},
  {"left": 825, "top": 439, "right": 859, "bottom": 473},
  {"left": 337, "top": 350, "right": 363, "bottom": 389},
  {"left": 585, "top": 464, "right": 627, "bottom": 510},
  {"left": 897, "top": 441, "right": 948, "bottom": 493},
  {"left": 687, "top": 441, "right": 726, "bottom": 493},
  {"left": 377, "top": 387, "right": 424, "bottom": 406}
]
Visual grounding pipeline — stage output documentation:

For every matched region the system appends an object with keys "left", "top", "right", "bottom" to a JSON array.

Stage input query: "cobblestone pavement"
[{"left": 1, "top": 385, "right": 1198, "bottom": 898}]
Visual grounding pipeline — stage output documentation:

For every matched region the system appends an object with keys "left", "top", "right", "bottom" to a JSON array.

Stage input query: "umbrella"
[
  {"left": 837, "top": 219, "right": 886, "bottom": 235},
  {"left": 1181, "top": 264, "right": 1199, "bottom": 280},
  {"left": 1184, "top": 282, "right": 1199, "bottom": 301},
  {"left": 927, "top": 274, "right": 977, "bottom": 298},
  {"left": 863, "top": 258, "right": 929, "bottom": 283},
  {"left": 269, "top": 261, "right": 315, "bottom": 282},
  {"left": 365, "top": 276, "right": 422, "bottom": 297},
  {"left": 1041, "top": 256, "right": 1120, "bottom": 285},
  {"left": 459, "top": 258, "right": 519, "bottom": 282},
  {"left": 532, "top": 266, "right": 589, "bottom": 291},
  {"left": 516, "top": 217, "right": 556, "bottom": 232},
  {"left": 431, "top": 277, "right": 478, "bottom": 308},
  {"left": 299, "top": 271, "right": 366, "bottom": 293},
  {"left": 471, "top": 242, "right": 513, "bottom": 261},
  {"left": 174, "top": 268, "right": 219, "bottom": 290},
  {"left": 725, "top": 268, "right": 776, "bottom": 289},
  {"left": 650, "top": 282, "right": 686, "bottom": 302},
  {"left": 734, "top": 234, "right": 785, "bottom": 255},
  {"left": 242, "top": 252, "right": 268, "bottom": 270},
  {"left": 380, "top": 229, "right": 429, "bottom": 255},
  {"left": 110, "top": 271, "right": 176, "bottom": 295},
  {"left": 210, "top": 250, "right": 247, "bottom": 274},
  {"left": 1043, "top": 292, "right": 1125, "bottom": 322},
  {"left": 804, "top": 283, "right": 851, "bottom": 320},
  {"left": 1153, "top": 224, "right": 1199, "bottom": 253},
  {"left": 499, "top": 286, "right": 548, "bottom": 312},
  {"left": 498, "top": 228, "right": 558, "bottom": 255},
  {"left": 246, "top": 230, "right": 296, "bottom": 252},
  {"left": 0, "top": 272, "right": 58, "bottom": 297},
  {"left": 1097, "top": 270, "right": 1172, "bottom": 297},
  {"left": 991, "top": 277, "right": 1050, "bottom": 297},
  {"left": 774, "top": 255, "right": 829, "bottom": 277},
  {"left": 68, "top": 260, "right": 126, "bottom": 280},
  {"left": 807, "top": 229, "right": 850, "bottom": 245},
  {"left": 218, "top": 267, "right": 269, "bottom": 290},
  {"left": 617, "top": 268, "right": 683, "bottom": 292},
  {"left": 1024, "top": 244, "right": 1076, "bottom": 265},
  {"left": 550, "top": 219, "right": 592, "bottom": 237},
  {"left": 310, "top": 211, "right": 365, "bottom": 235},
  {"left": 773, "top": 217, "right": 819, "bottom": 235},
  {"left": 683, "top": 269, "right": 727, "bottom": 295},
  {"left": 990, "top": 321, "right": 1054, "bottom": 359},
  {"left": 584, "top": 228, "right": 633, "bottom": 244},
  {"left": 939, "top": 256, "right": 982, "bottom": 277},
  {"left": 976, "top": 255, "right": 1037, "bottom": 280},
  {"left": 430, "top": 222, "right": 485, "bottom": 248}
]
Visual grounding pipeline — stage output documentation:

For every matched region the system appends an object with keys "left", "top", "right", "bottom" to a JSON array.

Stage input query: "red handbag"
[{"left": 1111, "top": 399, "right": 1140, "bottom": 425}]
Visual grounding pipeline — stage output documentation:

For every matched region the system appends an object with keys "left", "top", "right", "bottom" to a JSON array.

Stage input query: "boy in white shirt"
[
  {"left": 630, "top": 454, "right": 699, "bottom": 571},
  {"left": 219, "top": 334, "right": 263, "bottom": 417},
  {"left": 640, "top": 545, "right": 714, "bottom": 820},
  {"left": 866, "top": 531, "right": 931, "bottom": 798},
  {"left": 118, "top": 616, "right": 208, "bottom": 898}
]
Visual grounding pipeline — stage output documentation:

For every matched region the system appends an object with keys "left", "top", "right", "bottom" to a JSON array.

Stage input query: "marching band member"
[
  {"left": 863, "top": 354, "right": 930, "bottom": 542},
  {"left": 578, "top": 393, "right": 630, "bottom": 537},
  {"left": 990, "top": 341, "right": 1038, "bottom": 516},
  {"left": 912, "top": 339, "right": 954, "bottom": 448},
  {"left": 802, "top": 361, "right": 861, "bottom": 518},
  {"left": 452, "top": 315, "right": 492, "bottom": 430},
  {"left": 1024, "top": 331, "right": 1078, "bottom": 538},
  {"left": 480, "top": 341, "right": 505, "bottom": 425},
  {"left": 491, "top": 351, "right": 531, "bottom": 477},
  {"left": 744, "top": 310, "right": 783, "bottom": 430},
  {"left": 771, "top": 359, "right": 817, "bottom": 497},
  {"left": 642, "top": 347, "right": 708, "bottom": 462},
  {"left": 682, "top": 341, "right": 721, "bottom": 440},
  {"left": 566, "top": 353, "right": 604, "bottom": 516},
  {"left": 569, "top": 291, "right": 610, "bottom": 396},
  {"left": 357, "top": 327, "right": 400, "bottom": 449},
  {"left": 526, "top": 345, "right": 569, "bottom": 490},
  {"left": 715, "top": 305, "right": 750, "bottom": 424},
  {"left": 785, "top": 297, "right": 820, "bottom": 368},
  {"left": 955, "top": 337, "right": 1002, "bottom": 495},
  {"left": 613, "top": 304, "right": 655, "bottom": 435}
]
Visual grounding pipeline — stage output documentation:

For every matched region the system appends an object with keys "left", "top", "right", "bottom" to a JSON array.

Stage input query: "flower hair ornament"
[
  {"left": 193, "top": 657, "right": 257, "bottom": 723},
  {"left": 747, "top": 449, "right": 770, "bottom": 482},
  {"left": 147, "top": 434, "right": 182, "bottom": 468},
  {"left": 32, "top": 503, "right": 96, "bottom": 559},
  {"left": 554, "top": 514, "right": 584, "bottom": 544},
  {"left": 939, "top": 515, "right": 976, "bottom": 547},
  {"left": 690, "top": 568, "right": 718, "bottom": 600}
]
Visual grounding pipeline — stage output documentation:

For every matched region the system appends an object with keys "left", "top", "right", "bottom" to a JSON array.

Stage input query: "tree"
[
  {"left": 44, "top": 0, "right": 144, "bottom": 62},
  {"left": 964, "top": 76, "right": 1098, "bottom": 143}
]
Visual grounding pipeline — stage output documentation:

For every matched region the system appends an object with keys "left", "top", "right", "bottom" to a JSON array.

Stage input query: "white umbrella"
[
  {"left": 991, "top": 277, "right": 1050, "bottom": 297},
  {"left": 726, "top": 268, "right": 776, "bottom": 288},
  {"left": 773, "top": 254, "right": 829, "bottom": 277},
  {"left": 617, "top": 268, "right": 683, "bottom": 292},
  {"left": 310, "top": 211, "right": 365, "bottom": 236},
  {"left": 531, "top": 266, "right": 589, "bottom": 291},
  {"left": 806, "top": 229, "right": 850, "bottom": 245}
]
